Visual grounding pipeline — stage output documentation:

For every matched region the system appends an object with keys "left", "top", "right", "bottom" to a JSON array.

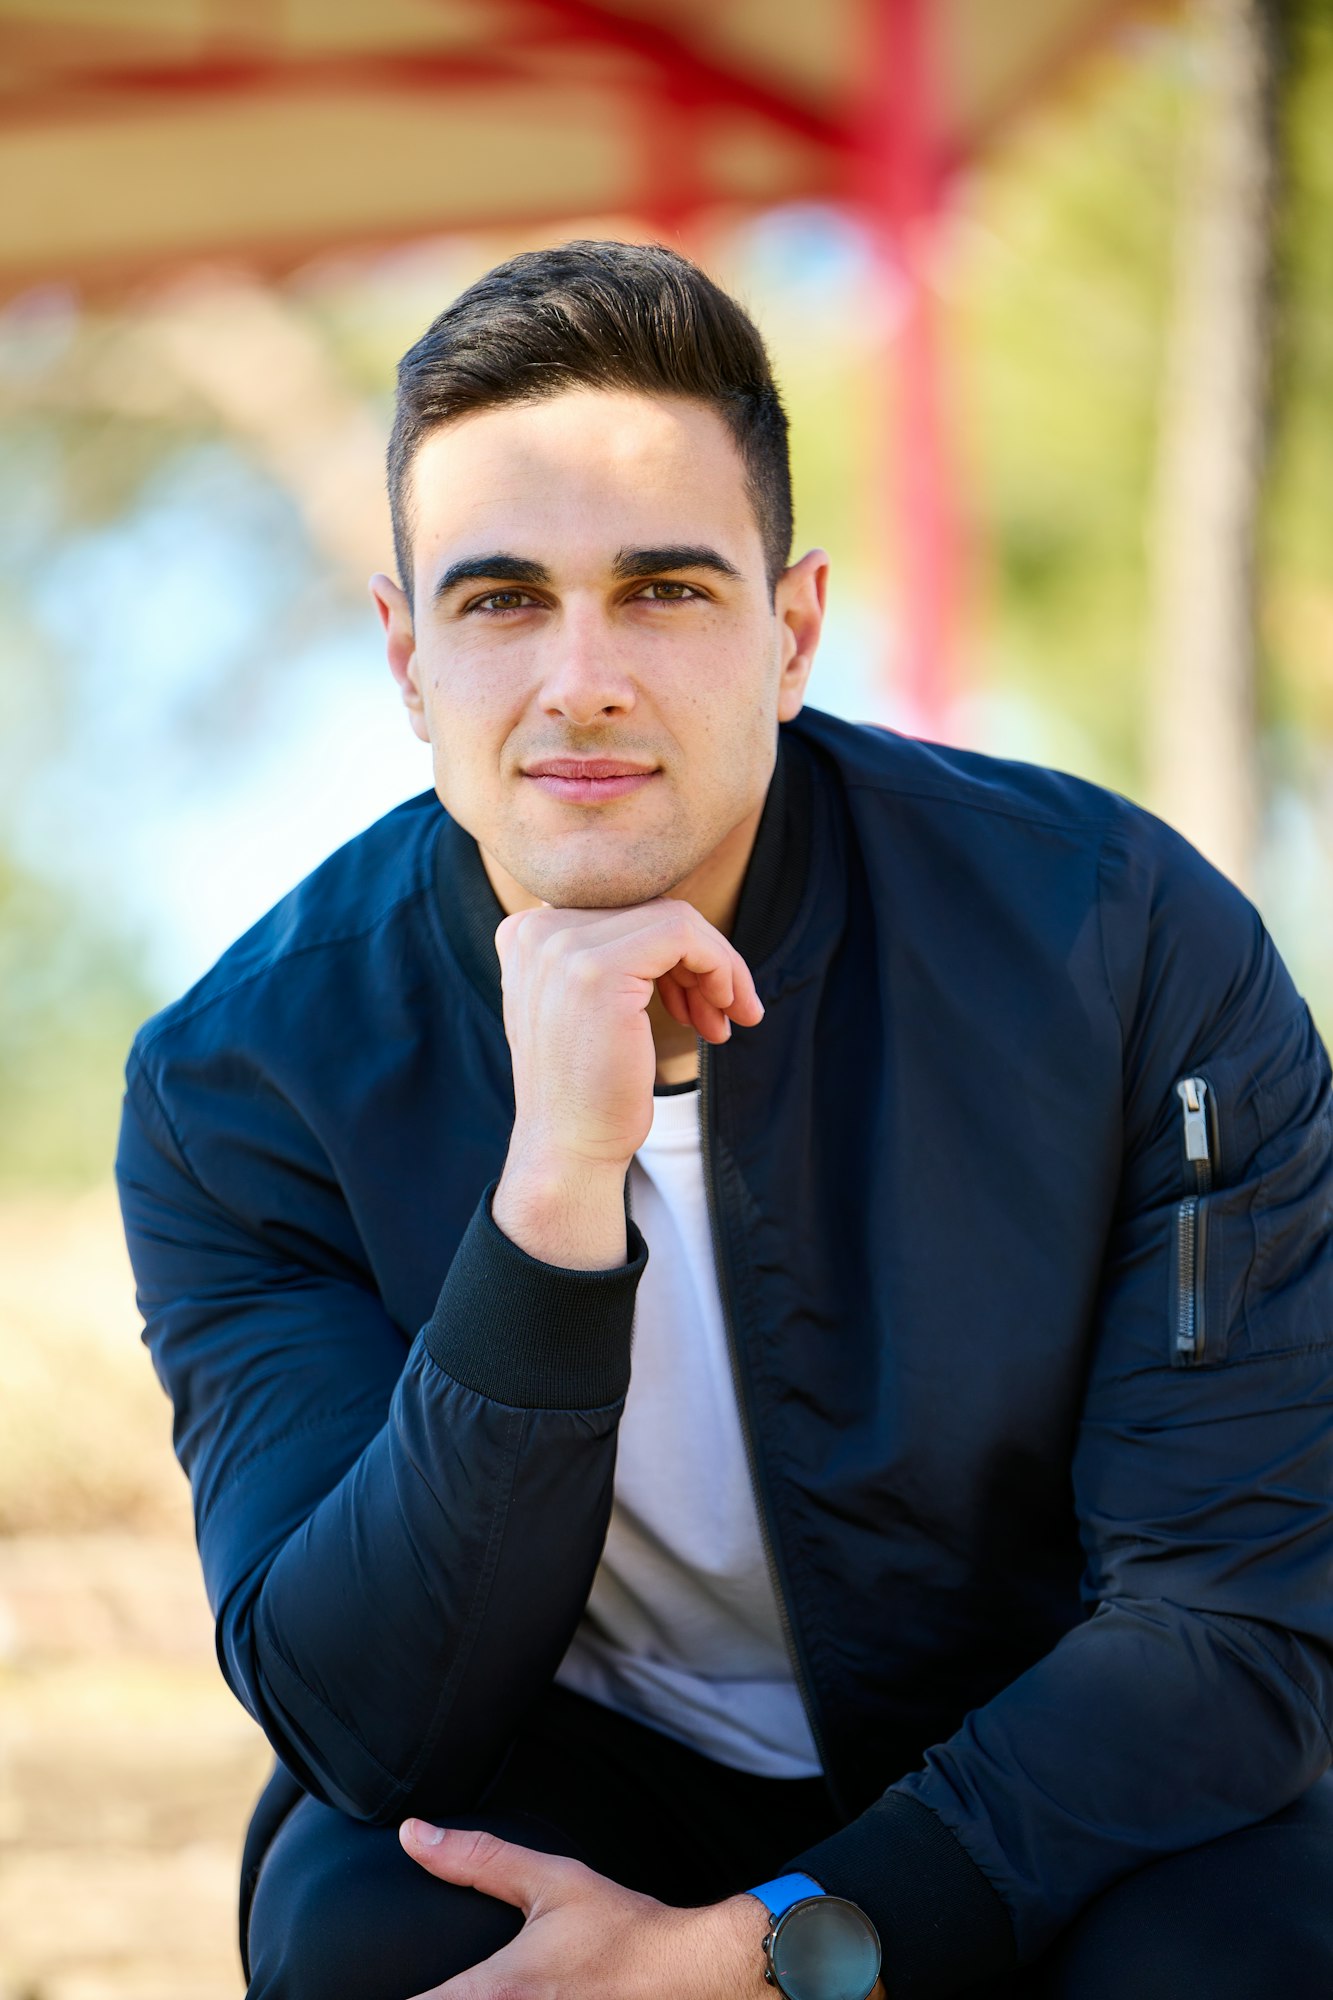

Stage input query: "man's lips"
[{"left": 522, "top": 758, "right": 660, "bottom": 803}]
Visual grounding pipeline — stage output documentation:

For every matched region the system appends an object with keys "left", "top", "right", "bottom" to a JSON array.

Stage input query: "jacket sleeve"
[
  {"left": 788, "top": 805, "right": 1333, "bottom": 1990},
  {"left": 115, "top": 1044, "right": 644, "bottom": 1825}
]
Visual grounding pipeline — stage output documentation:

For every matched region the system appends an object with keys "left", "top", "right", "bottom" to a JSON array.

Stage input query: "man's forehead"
[
  {"left": 409, "top": 388, "right": 761, "bottom": 585},
  {"left": 413, "top": 383, "right": 741, "bottom": 469}
]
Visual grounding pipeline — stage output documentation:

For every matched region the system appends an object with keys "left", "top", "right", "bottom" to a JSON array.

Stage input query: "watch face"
[{"left": 770, "top": 1896, "right": 881, "bottom": 2000}]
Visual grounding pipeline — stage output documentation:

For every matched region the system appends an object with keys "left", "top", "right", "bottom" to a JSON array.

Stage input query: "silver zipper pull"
[{"left": 1176, "top": 1077, "right": 1211, "bottom": 1165}]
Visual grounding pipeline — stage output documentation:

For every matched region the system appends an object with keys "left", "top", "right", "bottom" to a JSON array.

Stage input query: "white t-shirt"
[{"left": 555, "top": 1082, "right": 823, "bottom": 1778}]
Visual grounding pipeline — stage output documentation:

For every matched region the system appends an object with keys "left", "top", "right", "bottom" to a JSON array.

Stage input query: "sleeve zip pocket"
[{"left": 1171, "top": 1075, "right": 1218, "bottom": 1366}]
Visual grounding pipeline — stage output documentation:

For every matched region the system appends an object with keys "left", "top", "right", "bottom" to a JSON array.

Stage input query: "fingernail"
[{"left": 407, "top": 1818, "right": 446, "bottom": 1846}]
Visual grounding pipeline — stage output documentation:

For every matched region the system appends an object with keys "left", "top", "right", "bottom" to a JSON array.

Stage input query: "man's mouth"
[{"left": 522, "top": 758, "right": 660, "bottom": 804}]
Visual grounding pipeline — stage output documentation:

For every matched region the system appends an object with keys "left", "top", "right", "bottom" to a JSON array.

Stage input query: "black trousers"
[{"left": 243, "top": 1683, "right": 1333, "bottom": 1999}]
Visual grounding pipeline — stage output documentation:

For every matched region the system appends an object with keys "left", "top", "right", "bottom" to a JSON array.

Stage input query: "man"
[{"left": 116, "top": 240, "right": 1333, "bottom": 2000}]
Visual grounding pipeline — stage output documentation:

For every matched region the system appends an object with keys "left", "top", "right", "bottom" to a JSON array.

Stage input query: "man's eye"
[
  {"left": 639, "top": 581, "right": 699, "bottom": 602},
  {"left": 468, "top": 590, "right": 536, "bottom": 614}
]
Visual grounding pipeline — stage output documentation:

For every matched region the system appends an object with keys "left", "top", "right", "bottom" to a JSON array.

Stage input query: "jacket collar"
[{"left": 434, "top": 727, "right": 815, "bottom": 1021}]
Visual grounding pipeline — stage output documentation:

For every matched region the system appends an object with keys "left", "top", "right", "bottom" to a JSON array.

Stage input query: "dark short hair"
[{"left": 387, "top": 239, "right": 793, "bottom": 602}]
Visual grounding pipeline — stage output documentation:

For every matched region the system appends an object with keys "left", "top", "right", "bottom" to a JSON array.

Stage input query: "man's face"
[{"left": 372, "top": 387, "right": 826, "bottom": 911}]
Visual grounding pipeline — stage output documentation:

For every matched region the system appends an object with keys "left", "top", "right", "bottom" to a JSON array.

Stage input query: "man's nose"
[{"left": 535, "top": 605, "right": 637, "bottom": 726}]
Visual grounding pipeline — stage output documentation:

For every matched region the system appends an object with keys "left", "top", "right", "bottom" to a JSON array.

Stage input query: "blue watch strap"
[{"left": 747, "top": 1871, "right": 826, "bottom": 1921}]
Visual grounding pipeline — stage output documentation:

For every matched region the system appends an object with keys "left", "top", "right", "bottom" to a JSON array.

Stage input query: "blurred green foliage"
[{"left": 951, "top": 33, "right": 1185, "bottom": 793}]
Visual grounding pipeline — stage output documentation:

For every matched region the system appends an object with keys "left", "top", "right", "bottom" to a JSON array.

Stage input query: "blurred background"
[{"left": 0, "top": 0, "right": 1329, "bottom": 1993}]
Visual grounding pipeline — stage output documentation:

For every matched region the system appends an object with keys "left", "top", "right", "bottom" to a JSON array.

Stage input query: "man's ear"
[
  {"left": 773, "top": 547, "right": 829, "bottom": 723},
  {"left": 369, "top": 573, "right": 430, "bottom": 745}
]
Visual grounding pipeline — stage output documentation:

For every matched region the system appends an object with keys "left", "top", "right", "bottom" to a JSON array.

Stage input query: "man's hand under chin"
[{"left": 491, "top": 898, "right": 763, "bottom": 1271}]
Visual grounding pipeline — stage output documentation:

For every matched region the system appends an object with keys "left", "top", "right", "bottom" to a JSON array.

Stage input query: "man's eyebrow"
[
  {"left": 432, "top": 554, "right": 552, "bottom": 599},
  {"left": 430, "top": 545, "right": 743, "bottom": 601},
  {"left": 612, "top": 545, "right": 742, "bottom": 582}
]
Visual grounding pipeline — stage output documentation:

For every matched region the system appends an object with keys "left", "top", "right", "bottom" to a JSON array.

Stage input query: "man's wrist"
[
  {"left": 493, "top": 1148, "right": 630, "bottom": 1270},
  {"left": 693, "top": 1893, "right": 774, "bottom": 1995}
]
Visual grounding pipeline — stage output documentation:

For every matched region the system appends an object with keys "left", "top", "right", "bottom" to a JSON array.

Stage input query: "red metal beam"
[
  {"left": 861, "top": 0, "right": 963, "bottom": 739},
  {"left": 444, "top": 0, "right": 848, "bottom": 150}
]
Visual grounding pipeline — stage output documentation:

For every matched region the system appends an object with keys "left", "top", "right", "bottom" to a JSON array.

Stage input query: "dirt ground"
[{"left": 0, "top": 1187, "right": 271, "bottom": 2000}]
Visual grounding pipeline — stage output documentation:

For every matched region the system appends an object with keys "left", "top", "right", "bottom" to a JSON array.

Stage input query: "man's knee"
[
  {"left": 245, "top": 1799, "right": 564, "bottom": 2000},
  {"left": 1036, "top": 1777, "right": 1333, "bottom": 2000}
]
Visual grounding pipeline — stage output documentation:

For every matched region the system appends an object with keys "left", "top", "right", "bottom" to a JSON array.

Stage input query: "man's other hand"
[
  {"left": 491, "top": 900, "right": 762, "bottom": 1268},
  {"left": 398, "top": 1819, "right": 772, "bottom": 1999}
]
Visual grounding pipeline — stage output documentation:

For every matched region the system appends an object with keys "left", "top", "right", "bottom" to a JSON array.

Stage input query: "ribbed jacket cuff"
[
  {"left": 784, "top": 1791, "right": 1016, "bottom": 1996},
  {"left": 422, "top": 1181, "right": 646, "bottom": 1410}
]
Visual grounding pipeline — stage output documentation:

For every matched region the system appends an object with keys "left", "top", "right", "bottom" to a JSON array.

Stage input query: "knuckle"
[
  {"left": 650, "top": 912, "right": 692, "bottom": 955},
  {"left": 566, "top": 950, "right": 602, "bottom": 994},
  {"left": 494, "top": 912, "right": 525, "bottom": 957},
  {"left": 541, "top": 919, "right": 579, "bottom": 961}
]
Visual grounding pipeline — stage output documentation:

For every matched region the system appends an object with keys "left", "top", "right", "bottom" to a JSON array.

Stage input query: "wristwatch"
[{"left": 745, "top": 1871, "right": 882, "bottom": 2000}]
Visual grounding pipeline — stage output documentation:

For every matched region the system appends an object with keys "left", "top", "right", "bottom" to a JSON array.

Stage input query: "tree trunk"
[{"left": 1145, "top": 0, "right": 1279, "bottom": 893}]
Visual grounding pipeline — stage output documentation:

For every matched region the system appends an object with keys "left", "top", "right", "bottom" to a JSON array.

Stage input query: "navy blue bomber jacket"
[{"left": 115, "top": 708, "right": 1333, "bottom": 1994}]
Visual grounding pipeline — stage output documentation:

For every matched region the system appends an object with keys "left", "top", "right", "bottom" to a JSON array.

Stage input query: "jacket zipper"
[
  {"left": 698, "top": 1039, "right": 835, "bottom": 1790},
  {"left": 1172, "top": 1075, "right": 1214, "bottom": 1365}
]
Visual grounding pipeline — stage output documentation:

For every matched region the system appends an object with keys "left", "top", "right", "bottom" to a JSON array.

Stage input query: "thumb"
[{"left": 399, "top": 1822, "right": 569, "bottom": 1913}]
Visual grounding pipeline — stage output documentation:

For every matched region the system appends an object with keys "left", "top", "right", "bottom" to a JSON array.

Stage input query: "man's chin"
[
  {"left": 516, "top": 867, "right": 688, "bottom": 912},
  {"left": 496, "top": 838, "right": 698, "bottom": 914}
]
